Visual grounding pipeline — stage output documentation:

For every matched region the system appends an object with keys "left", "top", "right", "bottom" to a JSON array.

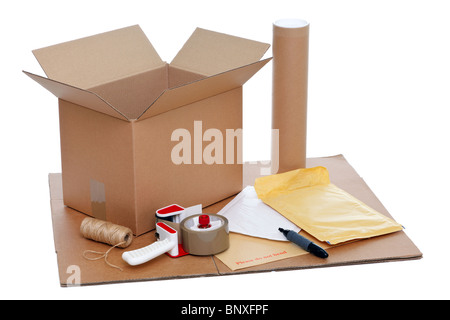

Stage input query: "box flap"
[
  {"left": 171, "top": 28, "right": 270, "bottom": 77},
  {"left": 23, "top": 71, "right": 129, "bottom": 121},
  {"left": 137, "top": 58, "right": 271, "bottom": 120},
  {"left": 32, "top": 25, "right": 164, "bottom": 89}
]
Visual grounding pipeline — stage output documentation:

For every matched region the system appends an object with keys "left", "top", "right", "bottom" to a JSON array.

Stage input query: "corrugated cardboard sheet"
[{"left": 49, "top": 155, "right": 421, "bottom": 286}]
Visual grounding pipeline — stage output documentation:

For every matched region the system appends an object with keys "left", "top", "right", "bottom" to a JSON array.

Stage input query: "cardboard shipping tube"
[{"left": 272, "top": 19, "right": 309, "bottom": 174}]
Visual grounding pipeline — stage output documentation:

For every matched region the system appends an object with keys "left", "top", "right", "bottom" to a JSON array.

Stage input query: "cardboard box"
[{"left": 24, "top": 25, "right": 271, "bottom": 235}]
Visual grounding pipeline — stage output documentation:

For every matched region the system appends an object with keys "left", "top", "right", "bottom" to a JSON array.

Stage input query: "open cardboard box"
[{"left": 24, "top": 25, "right": 271, "bottom": 235}]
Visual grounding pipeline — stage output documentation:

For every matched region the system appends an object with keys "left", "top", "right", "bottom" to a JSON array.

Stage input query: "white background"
[{"left": 1, "top": 0, "right": 449, "bottom": 300}]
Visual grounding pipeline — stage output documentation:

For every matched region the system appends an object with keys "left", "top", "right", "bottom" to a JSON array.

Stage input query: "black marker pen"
[{"left": 279, "top": 227, "right": 328, "bottom": 259}]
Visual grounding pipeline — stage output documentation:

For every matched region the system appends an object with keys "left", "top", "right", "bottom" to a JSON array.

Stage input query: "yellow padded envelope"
[{"left": 254, "top": 166, "right": 403, "bottom": 245}]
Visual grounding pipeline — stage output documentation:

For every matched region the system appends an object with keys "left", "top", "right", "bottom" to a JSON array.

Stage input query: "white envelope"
[{"left": 218, "top": 186, "right": 300, "bottom": 241}]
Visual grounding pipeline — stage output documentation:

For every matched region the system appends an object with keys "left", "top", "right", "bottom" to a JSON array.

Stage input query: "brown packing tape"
[
  {"left": 90, "top": 179, "right": 107, "bottom": 220},
  {"left": 272, "top": 19, "right": 309, "bottom": 174},
  {"left": 180, "top": 214, "right": 229, "bottom": 256}
]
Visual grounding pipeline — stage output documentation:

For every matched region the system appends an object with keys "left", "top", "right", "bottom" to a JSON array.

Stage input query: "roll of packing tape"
[{"left": 180, "top": 214, "right": 229, "bottom": 255}]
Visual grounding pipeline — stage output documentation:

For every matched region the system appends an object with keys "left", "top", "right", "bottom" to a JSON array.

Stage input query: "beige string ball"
[
  {"left": 80, "top": 217, "right": 134, "bottom": 271},
  {"left": 80, "top": 217, "right": 133, "bottom": 248}
]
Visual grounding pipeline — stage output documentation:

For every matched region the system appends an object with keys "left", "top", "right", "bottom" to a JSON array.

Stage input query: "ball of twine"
[{"left": 80, "top": 217, "right": 133, "bottom": 271}]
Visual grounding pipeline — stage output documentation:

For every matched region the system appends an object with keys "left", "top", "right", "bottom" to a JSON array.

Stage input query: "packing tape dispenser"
[{"left": 122, "top": 210, "right": 229, "bottom": 266}]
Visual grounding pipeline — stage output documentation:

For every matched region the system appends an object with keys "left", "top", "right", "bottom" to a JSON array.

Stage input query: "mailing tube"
[{"left": 271, "top": 19, "right": 309, "bottom": 173}]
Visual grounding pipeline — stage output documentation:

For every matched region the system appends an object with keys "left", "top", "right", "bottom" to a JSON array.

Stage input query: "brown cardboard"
[
  {"left": 32, "top": 25, "right": 164, "bottom": 89},
  {"left": 172, "top": 28, "right": 271, "bottom": 76},
  {"left": 48, "top": 155, "right": 422, "bottom": 286},
  {"left": 25, "top": 25, "right": 271, "bottom": 235},
  {"left": 272, "top": 20, "right": 309, "bottom": 174}
]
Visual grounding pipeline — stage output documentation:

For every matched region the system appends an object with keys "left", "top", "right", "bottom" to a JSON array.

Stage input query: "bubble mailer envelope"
[{"left": 254, "top": 166, "right": 404, "bottom": 245}]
